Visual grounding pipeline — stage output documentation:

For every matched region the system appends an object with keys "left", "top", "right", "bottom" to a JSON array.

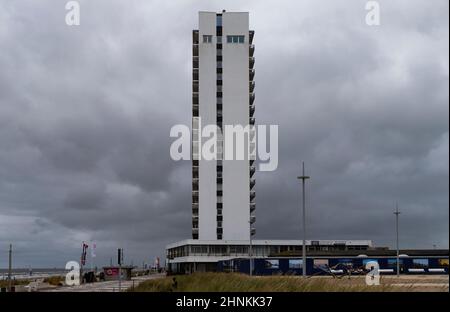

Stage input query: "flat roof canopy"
[{"left": 166, "top": 239, "right": 373, "bottom": 249}]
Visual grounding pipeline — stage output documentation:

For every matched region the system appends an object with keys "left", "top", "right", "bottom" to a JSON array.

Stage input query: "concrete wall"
[
  {"left": 196, "top": 11, "right": 251, "bottom": 241},
  {"left": 198, "top": 12, "right": 217, "bottom": 239},
  {"left": 222, "top": 12, "right": 250, "bottom": 240}
]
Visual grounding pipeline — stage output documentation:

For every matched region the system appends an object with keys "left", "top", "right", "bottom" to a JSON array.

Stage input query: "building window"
[
  {"left": 216, "top": 15, "right": 222, "bottom": 26},
  {"left": 227, "top": 35, "right": 245, "bottom": 44},
  {"left": 192, "top": 245, "right": 208, "bottom": 255},
  {"left": 203, "top": 35, "right": 213, "bottom": 43}
]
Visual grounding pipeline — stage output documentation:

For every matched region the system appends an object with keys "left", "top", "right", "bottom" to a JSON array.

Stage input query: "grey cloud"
[{"left": 0, "top": 0, "right": 448, "bottom": 267}]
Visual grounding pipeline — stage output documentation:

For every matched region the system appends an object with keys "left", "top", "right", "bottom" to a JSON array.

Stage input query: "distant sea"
[{"left": 0, "top": 268, "right": 66, "bottom": 280}]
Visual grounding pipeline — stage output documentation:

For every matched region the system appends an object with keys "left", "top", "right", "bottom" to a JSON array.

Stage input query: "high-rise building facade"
[{"left": 192, "top": 11, "right": 256, "bottom": 241}]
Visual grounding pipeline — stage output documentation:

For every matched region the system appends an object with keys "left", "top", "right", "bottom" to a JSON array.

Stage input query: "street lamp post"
[
  {"left": 394, "top": 203, "right": 401, "bottom": 277},
  {"left": 8, "top": 244, "right": 12, "bottom": 292},
  {"left": 297, "top": 162, "right": 310, "bottom": 278},
  {"left": 249, "top": 221, "right": 253, "bottom": 276}
]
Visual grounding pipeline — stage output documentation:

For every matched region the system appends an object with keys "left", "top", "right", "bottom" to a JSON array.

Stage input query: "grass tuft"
[{"left": 130, "top": 273, "right": 395, "bottom": 292}]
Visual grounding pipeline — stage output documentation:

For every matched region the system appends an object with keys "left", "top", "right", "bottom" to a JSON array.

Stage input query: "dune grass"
[
  {"left": 0, "top": 279, "right": 30, "bottom": 288},
  {"left": 43, "top": 275, "right": 65, "bottom": 286},
  {"left": 130, "top": 273, "right": 395, "bottom": 292}
]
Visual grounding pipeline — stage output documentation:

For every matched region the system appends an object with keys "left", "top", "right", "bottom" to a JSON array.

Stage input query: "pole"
[
  {"left": 297, "top": 162, "right": 310, "bottom": 278},
  {"left": 8, "top": 244, "right": 12, "bottom": 292},
  {"left": 249, "top": 220, "right": 253, "bottom": 276},
  {"left": 90, "top": 242, "right": 93, "bottom": 273},
  {"left": 118, "top": 248, "right": 123, "bottom": 292},
  {"left": 119, "top": 263, "right": 122, "bottom": 291},
  {"left": 394, "top": 203, "right": 401, "bottom": 277},
  {"left": 80, "top": 242, "right": 85, "bottom": 284}
]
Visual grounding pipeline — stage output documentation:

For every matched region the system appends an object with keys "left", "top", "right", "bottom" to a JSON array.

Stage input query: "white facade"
[
  {"left": 166, "top": 239, "right": 374, "bottom": 264},
  {"left": 197, "top": 12, "right": 217, "bottom": 240},
  {"left": 192, "top": 11, "right": 255, "bottom": 241}
]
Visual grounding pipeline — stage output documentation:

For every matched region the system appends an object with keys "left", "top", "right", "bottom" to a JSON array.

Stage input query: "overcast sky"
[{"left": 0, "top": 0, "right": 448, "bottom": 268}]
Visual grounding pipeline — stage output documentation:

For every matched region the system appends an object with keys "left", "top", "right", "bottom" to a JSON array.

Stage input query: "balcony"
[
  {"left": 249, "top": 30, "right": 254, "bottom": 44},
  {"left": 192, "top": 203, "right": 199, "bottom": 213},
  {"left": 250, "top": 215, "right": 256, "bottom": 224},
  {"left": 249, "top": 81, "right": 255, "bottom": 93},
  {"left": 250, "top": 202, "right": 256, "bottom": 212},
  {"left": 192, "top": 228, "right": 199, "bottom": 235},
  {"left": 249, "top": 69, "right": 255, "bottom": 81},
  {"left": 249, "top": 117, "right": 255, "bottom": 126},
  {"left": 193, "top": 30, "right": 199, "bottom": 44},
  {"left": 193, "top": 104, "right": 199, "bottom": 117},
  {"left": 193, "top": 81, "right": 199, "bottom": 93},
  {"left": 193, "top": 44, "right": 198, "bottom": 57},
  {"left": 249, "top": 44, "right": 255, "bottom": 57},
  {"left": 250, "top": 166, "right": 256, "bottom": 177},
  {"left": 249, "top": 127, "right": 256, "bottom": 139},
  {"left": 249, "top": 142, "right": 256, "bottom": 156},
  {"left": 250, "top": 191, "right": 256, "bottom": 200},
  {"left": 249, "top": 57, "right": 255, "bottom": 69},
  {"left": 193, "top": 69, "right": 199, "bottom": 81},
  {"left": 250, "top": 104, "right": 255, "bottom": 117},
  {"left": 193, "top": 56, "right": 199, "bottom": 69},
  {"left": 250, "top": 178, "right": 255, "bottom": 189},
  {"left": 251, "top": 227, "right": 256, "bottom": 236},
  {"left": 250, "top": 93, "right": 255, "bottom": 105}
]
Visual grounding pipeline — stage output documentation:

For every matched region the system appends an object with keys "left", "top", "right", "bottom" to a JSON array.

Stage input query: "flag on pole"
[
  {"left": 81, "top": 242, "right": 88, "bottom": 266},
  {"left": 91, "top": 242, "right": 96, "bottom": 258}
]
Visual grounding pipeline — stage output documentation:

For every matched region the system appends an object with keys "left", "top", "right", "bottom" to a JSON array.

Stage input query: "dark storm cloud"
[{"left": 0, "top": 0, "right": 448, "bottom": 267}]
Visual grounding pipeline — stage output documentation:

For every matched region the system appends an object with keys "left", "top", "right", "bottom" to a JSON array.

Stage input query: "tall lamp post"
[
  {"left": 8, "top": 244, "right": 12, "bottom": 292},
  {"left": 249, "top": 220, "right": 253, "bottom": 276},
  {"left": 394, "top": 203, "right": 401, "bottom": 277},
  {"left": 297, "top": 162, "right": 310, "bottom": 277}
]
